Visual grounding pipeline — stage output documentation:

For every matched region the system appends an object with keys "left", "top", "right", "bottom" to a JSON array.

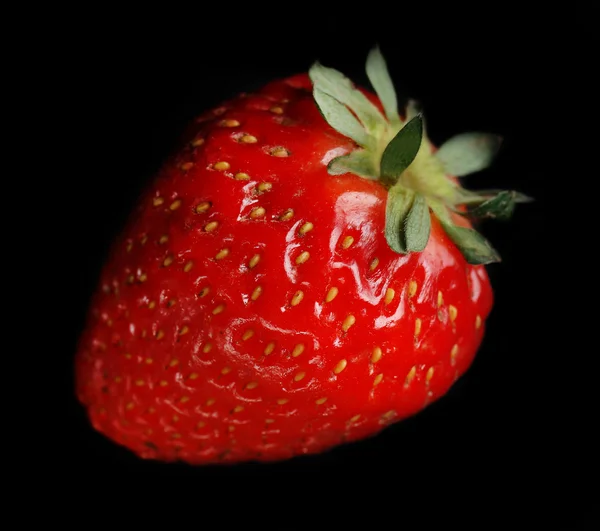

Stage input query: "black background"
[{"left": 48, "top": 3, "right": 597, "bottom": 528}]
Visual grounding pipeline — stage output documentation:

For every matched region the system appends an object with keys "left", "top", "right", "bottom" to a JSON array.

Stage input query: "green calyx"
[{"left": 309, "top": 46, "right": 531, "bottom": 265}]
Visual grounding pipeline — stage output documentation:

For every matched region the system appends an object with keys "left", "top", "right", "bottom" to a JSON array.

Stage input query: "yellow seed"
[
  {"left": 114, "top": 376, "right": 123, "bottom": 383},
  {"left": 251, "top": 285, "right": 263, "bottom": 301},
  {"left": 153, "top": 196, "right": 164, "bottom": 207},
  {"left": 405, "top": 366, "right": 416, "bottom": 386},
  {"left": 240, "top": 134, "right": 258, "bottom": 143},
  {"left": 334, "top": 359, "right": 347, "bottom": 374},
  {"left": 234, "top": 172, "right": 250, "bottom": 180},
  {"left": 156, "top": 330, "right": 165, "bottom": 340},
  {"left": 408, "top": 280, "right": 418, "bottom": 297},
  {"left": 184, "top": 261, "right": 193, "bottom": 273},
  {"left": 270, "top": 146, "right": 289, "bottom": 157},
  {"left": 204, "top": 221, "right": 219, "bottom": 232},
  {"left": 294, "top": 371, "right": 306, "bottom": 382},
  {"left": 191, "top": 137, "right": 205, "bottom": 147},
  {"left": 124, "top": 353, "right": 132, "bottom": 359},
  {"left": 170, "top": 199, "right": 182, "bottom": 211},
  {"left": 198, "top": 286, "right": 210, "bottom": 298},
  {"left": 264, "top": 342, "right": 275, "bottom": 355},
  {"left": 221, "top": 366, "right": 232, "bottom": 375},
  {"left": 163, "top": 255, "right": 174, "bottom": 267},
  {"left": 179, "top": 325, "right": 189, "bottom": 336},
  {"left": 214, "top": 161, "right": 230, "bottom": 171},
  {"left": 196, "top": 421, "right": 206, "bottom": 428},
  {"left": 265, "top": 418, "right": 275, "bottom": 424},
  {"left": 212, "top": 304, "right": 225, "bottom": 315},
  {"left": 140, "top": 235, "right": 148, "bottom": 245},
  {"left": 250, "top": 206, "right": 266, "bottom": 219},
  {"left": 215, "top": 248, "right": 229, "bottom": 260},
  {"left": 169, "top": 358, "right": 179, "bottom": 367},
  {"left": 291, "top": 290, "right": 304, "bottom": 306},
  {"left": 232, "top": 405, "right": 244, "bottom": 413},
  {"left": 342, "top": 315, "right": 356, "bottom": 332},
  {"left": 292, "top": 344, "right": 305, "bottom": 357},
  {"left": 148, "top": 301, "right": 156, "bottom": 310},
  {"left": 475, "top": 315, "right": 482, "bottom": 329},
  {"left": 171, "top": 433, "right": 182, "bottom": 439},
  {"left": 242, "top": 329, "right": 254, "bottom": 341},
  {"left": 180, "top": 396, "right": 190, "bottom": 403},
  {"left": 350, "top": 414, "right": 361, "bottom": 423},
  {"left": 299, "top": 222, "right": 313, "bottom": 235},
  {"left": 270, "top": 106, "right": 284, "bottom": 114},
  {"left": 449, "top": 305, "right": 458, "bottom": 322},
  {"left": 325, "top": 286, "right": 339, "bottom": 303},
  {"left": 451, "top": 344, "right": 459, "bottom": 363},
  {"left": 315, "top": 397, "right": 328, "bottom": 405},
  {"left": 426, "top": 367, "right": 435, "bottom": 384},
  {"left": 415, "top": 318, "right": 422, "bottom": 337},
  {"left": 370, "top": 257, "right": 380, "bottom": 271},
  {"left": 205, "top": 398, "right": 216, "bottom": 406},
  {"left": 384, "top": 288, "right": 395, "bottom": 305},
  {"left": 257, "top": 182, "right": 272, "bottom": 192},
  {"left": 248, "top": 254, "right": 261, "bottom": 268},
  {"left": 276, "top": 398, "right": 289, "bottom": 405},
  {"left": 167, "top": 299, "right": 177, "bottom": 308},
  {"left": 158, "top": 235, "right": 168, "bottom": 244},
  {"left": 381, "top": 410, "right": 396, "bottom": 422},
  {"left": 126, "top": 402, "right": 135, "bottom": 411},
  {"left": 437, "top": 291, "right": 444, "bottom": 307},
  {"left": 126, "top": 242, "right": 133, "bottom": 252},
  {"left": 159, "top": 380, "right": 168, "bottom": 387},
  {"left": 189, "top": 372, "right": 199, "bottom": 380},
  {"left": 180, "top": 162, "right": 194, "bottom": 171},
  {"left": 246, "top": 381, "right": 258, "bottom": 390},
  {"left": 139, "top": 273, "right": 147, "bottom": 282},
  {"left": 172, "top": 415, "right": 179, "bottom": 422},
  {"left": 341, "top": 235, "right": 354, "bottom": 249},
  {"left": 279, "top": 209, "right": 294, "bottom": 221},
  {"left": 135, "top": 379, "right": 145, "bottom": 386},
  {"left": 371, "top": 346, "right": 382, "bottom": 363},
  {"left": 220, "top": 119, "right": 240, "bottom": 127},
  {"left": 373, "top": 373, "right": 383, "bottom": 386},
  {"left": 196, "top": 201, "right": 211, "bottom": 213},
  {"left": 295, "top": 251, "right": 310, "bottom": 264}
]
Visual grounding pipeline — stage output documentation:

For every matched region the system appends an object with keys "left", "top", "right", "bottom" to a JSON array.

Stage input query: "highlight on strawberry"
[{"left": 75, "top": 47, "right": 529, "bottom": 464}]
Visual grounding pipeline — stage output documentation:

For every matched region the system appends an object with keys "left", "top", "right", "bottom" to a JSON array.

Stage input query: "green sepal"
[
  {"left": 466, "top": 190, "right": 517, "bottom": 221},
  {"left": 440, "top": 224, "right": 501, "bottom": 264},
  {"left": 384, "top": 183, "right": 415, "bottom": 253},
  {"left": 327, "top": 150, "right": 378, "bottom": 179},
  {"left": 313, "top": 88, "right": 372, "bottom": 148},
  {"left": 365, "top": 46, "right": 400, "bottom": 125},
  {"left": 309, "top": 61, "right": 385, "bottom": 132},
  {"left": 380, "top": 114, "right": 424, "bottom": 186},
  {"left": 405, "top": 194, "right": 431, "bottom": 252},
  {"left": 435, "top": 132, "right": 503, "bottom": 177},
  {"left": 429, "top": 200, "right": 500, "bottom": 264},
  {"left": 471, "top": 189, "right": 534, "bottom": 204}
]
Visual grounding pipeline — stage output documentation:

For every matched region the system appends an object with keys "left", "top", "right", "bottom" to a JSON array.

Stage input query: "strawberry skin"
[{"left": 75, "top": 63, "right": 499, "bottom": 464}]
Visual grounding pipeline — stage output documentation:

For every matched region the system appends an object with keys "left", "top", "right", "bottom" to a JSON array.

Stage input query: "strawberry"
[{"left": 75, "top": 47, "right": 528, "bottom": 464}]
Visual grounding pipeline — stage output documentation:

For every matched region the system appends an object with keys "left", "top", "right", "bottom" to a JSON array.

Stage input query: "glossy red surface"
[{"left": 75, "top": 74, "right": 493, "bottom": 464}]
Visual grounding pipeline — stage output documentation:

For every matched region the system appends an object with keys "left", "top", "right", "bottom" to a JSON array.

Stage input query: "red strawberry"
[{"left": 75, "top": 47, "right": 528, "bottom": 464}]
